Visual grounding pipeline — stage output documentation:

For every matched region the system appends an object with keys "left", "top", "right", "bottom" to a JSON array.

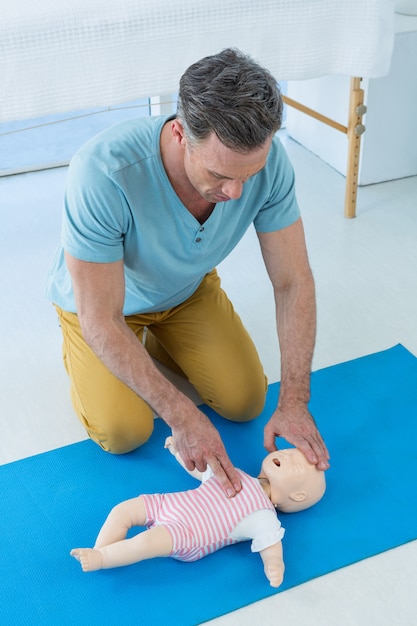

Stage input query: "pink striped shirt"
[{"left": 142, "top": 469, "right": 281, "bottom": 562}]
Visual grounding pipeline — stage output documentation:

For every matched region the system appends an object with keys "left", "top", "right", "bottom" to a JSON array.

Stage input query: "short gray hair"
[{"left": 177, "top": 48, "right": 283, "bottom": 153}]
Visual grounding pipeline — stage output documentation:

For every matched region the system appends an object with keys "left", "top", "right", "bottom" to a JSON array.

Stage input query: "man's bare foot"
[{"left": 70, "top": 548, "right": 103, "bottom": 572}]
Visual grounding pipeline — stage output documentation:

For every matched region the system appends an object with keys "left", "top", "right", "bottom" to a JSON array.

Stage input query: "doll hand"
[
  {"left": 164, "top": 436, "right": 177, "bottom": 455},
  {"left": 165, "top": 435, "right": 203, "bottom": 480},
  {"left": 260, "top": 544, "right": 285, "bottom": 588},
  {"left": 265, "top": 558, "right": 284, "bottom": 588}
]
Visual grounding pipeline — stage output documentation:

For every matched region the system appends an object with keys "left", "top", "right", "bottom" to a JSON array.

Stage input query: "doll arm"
[
  {"left": 259, "top": 542, "right": 285, "bottom": 588},
  {"left": 165, "top": 436, "right": 204, "bottom": 481}
]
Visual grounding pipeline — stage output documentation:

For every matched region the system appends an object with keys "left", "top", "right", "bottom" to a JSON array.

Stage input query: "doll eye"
[{"left": 273, "top": 458, "right": 281, "bottom": 466}]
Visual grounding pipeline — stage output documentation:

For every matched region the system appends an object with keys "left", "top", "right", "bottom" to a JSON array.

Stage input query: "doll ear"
[{"left": 289, "top": 490, "right": 307, "bottom": 502}]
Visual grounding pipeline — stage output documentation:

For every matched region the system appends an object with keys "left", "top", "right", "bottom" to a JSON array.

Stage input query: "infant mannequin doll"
[{"left": 71, "top": 437, "right": 326, "bottom": 587}]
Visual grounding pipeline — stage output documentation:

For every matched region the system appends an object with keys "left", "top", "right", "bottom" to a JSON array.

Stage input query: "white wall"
[{"left": 285, "top": 20, "right": 417, "bottom": 185}]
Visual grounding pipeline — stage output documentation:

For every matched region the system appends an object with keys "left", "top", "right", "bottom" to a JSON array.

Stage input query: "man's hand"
[
  {"left": 264, "top": 404, "right": 330, "bottom": 470},
  {"left": 171, "top": 411, "right": 242, "bottom": 497},
  {"left": 165, "top": 435, "right": 204, "bottom": 480}
]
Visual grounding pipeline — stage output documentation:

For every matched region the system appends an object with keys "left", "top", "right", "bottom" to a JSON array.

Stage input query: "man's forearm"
[
  {"left": 81, "top": 315, "right": 198, "bottom": 428},
  {"left": 81, "top": 314, "right": 243, "bottom": 489},
  {"left": 274, "top": 273, "right": 316, "bottom": 408}
]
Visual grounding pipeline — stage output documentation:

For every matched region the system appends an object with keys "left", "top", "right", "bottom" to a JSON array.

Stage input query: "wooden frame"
[{"left": 282, "top": 77, "right": 366, "bottom": 218}]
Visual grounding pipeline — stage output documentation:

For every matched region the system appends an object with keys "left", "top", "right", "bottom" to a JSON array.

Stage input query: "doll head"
[{"left": 259, "top": 447, "right": 326, "bottom": 513}]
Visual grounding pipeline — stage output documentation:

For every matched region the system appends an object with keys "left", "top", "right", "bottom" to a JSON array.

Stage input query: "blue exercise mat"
[{"left": 1, "top": 344, "right": 417, "bottom": 625}]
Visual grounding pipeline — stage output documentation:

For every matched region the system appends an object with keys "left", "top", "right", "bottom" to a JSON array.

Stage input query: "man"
[{"left": 46, "top": 48, "right": 330, "bottom": 498}]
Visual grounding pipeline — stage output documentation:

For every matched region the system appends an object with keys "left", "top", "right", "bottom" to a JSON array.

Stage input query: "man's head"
[
  {"left": 259, "top": 448, "right": 326, "bottom": 513},
  {"left": 177, "top": 48, "right": 283, "bottom": 153}
]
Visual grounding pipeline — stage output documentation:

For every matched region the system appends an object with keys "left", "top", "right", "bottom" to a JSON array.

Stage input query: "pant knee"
[
  {"left": 217, "top": 393, "right": 266, "bottom": 422},
  {"left": 204, "top": 373, "right": 267, "bottom": 422},
  {"left": 76, "top": 404, "right": 155, "bottom": 455},
  {"left": 93, "top": 417, "right": 154, "bottom": 455}
]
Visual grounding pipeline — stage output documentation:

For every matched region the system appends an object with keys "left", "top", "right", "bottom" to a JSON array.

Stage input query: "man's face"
[{"left": 182, "top": 131, "right": 272, "bottom": 204}]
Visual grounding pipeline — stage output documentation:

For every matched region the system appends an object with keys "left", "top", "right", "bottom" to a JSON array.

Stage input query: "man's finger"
[
  {"left": 209, "top": 456, "right": 241, "bottom": 498},
  {"left": 181, "top": 453, "right": 197, "bottom": 472},
  {"left": 291, "top": 434, "right": 330, "bottom": 470},
  {"left": 263, "top": 425, "right": 278, "bottom": 453},
  {"left": 306, "top": 431, "right": 330, "bottom": 468}
]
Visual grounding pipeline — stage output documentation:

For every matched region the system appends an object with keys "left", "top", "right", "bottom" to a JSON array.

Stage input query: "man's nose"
[{"left": 221, "top": 179, "right": 243, "bottom": 200}]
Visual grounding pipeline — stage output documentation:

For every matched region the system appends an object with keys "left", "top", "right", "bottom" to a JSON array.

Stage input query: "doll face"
[{"left": 260, "top": 448, "right": 326, "bottom": 513}]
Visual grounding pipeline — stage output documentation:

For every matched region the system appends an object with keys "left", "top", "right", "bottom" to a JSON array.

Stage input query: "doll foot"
[{"left": 70, "top": 548, "right": 103, "bottom": 572}]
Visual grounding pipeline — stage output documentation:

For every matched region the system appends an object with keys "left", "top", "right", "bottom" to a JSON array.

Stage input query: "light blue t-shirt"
[{"left": 45, "top": 116, "right": 300, "bottom": 314}]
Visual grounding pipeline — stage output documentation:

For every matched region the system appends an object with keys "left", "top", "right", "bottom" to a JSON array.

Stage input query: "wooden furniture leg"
[
  {"left": 283, "top": 76, "right": 367, "bottom": 218},
  {"left": 344, "top": 77, "right": 366, "bottom": 218}
]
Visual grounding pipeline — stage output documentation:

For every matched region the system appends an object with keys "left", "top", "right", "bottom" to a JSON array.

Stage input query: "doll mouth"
[{"left": 273, "top": 458, "right": 281, "bottom": 467}]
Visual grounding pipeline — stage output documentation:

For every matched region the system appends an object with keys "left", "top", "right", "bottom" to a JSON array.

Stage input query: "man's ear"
[
  {"left": 289, "top": 490, "right": 307, "bottom": 503},
  {"left": 171, "top": 119, "right": 186, "bottom": 146}
]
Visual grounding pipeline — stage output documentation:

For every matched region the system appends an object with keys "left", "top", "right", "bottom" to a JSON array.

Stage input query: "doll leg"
[
  {"left": 93, "top": 496, "right": 147, "bottom": 549},
  {"left": 70, "top": 496, "right": 173, "bottom": 571},
  {"left": 70, "top": 525, "right": 173, "bottom": 572}
]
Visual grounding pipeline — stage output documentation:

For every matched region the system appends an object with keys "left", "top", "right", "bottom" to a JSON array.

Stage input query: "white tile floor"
[{"left": 1, "top": 131, "right": 416, "bottom": 625}]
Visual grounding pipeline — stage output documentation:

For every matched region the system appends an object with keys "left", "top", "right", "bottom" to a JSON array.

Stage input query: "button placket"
[{"left": 194, "top": 225, "right": 205, "bottom": 244}]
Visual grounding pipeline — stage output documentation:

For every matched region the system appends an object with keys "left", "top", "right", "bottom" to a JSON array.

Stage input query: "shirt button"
[
  {"left": 195, "top": 237, "right": 202, "bottom": 243},
  {"left": 199, "top": 226, "right": 205, "bottom": 232}
]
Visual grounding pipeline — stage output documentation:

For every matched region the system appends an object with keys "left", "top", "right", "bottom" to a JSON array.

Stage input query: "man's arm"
[
  {"left": 257, "top": 218, "right": 330, "bottom": 470},
  {"left": 64, "top": 251, "right": 242, "bottom": 496}
]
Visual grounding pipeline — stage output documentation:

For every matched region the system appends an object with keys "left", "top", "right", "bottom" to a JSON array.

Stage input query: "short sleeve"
[
  {"left": 62, "top": 154, "right": 128, "bottom": 263},
  {"left": 230, "top": 508, "right": 285, "bottom": 553},
  {"left": 253, "top": 137, "right": 300, "bottom": 233},
  {"left": 250, "top": 510, "right": 285, "bottom": 553}
]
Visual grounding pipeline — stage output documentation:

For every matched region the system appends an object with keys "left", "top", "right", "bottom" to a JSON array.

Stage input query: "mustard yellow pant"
[{"left": 55, "top": 269, "right": 267, "bottom": 454}]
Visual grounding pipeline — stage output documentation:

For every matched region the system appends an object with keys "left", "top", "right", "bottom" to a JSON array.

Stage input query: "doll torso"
[{"left": 142, "top": 469, "right": 284, "bottom": 561}]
